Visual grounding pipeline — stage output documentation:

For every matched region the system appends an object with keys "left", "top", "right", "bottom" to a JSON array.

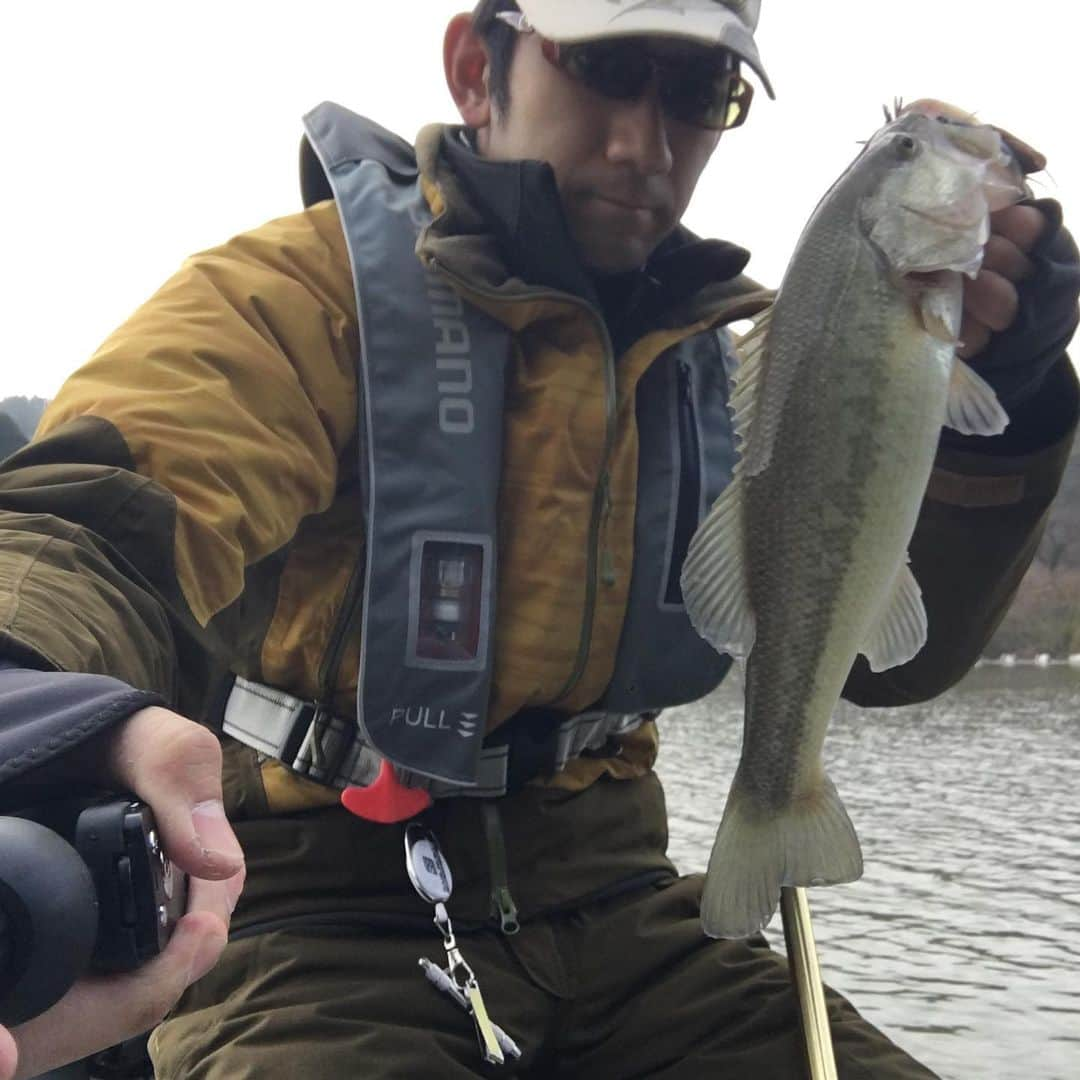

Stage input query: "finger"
[
  {"left": 991, "top": 123, "right": 1047, "bottom": 174},
  {"left": 106, "top": 707, "right": 244, "bottom": 880},
  {"left": 981, "top": 234, "right": 1035, "bottom": 283},
  {"left": 10, "top": 911, "right": 227, "bottom": 1080},
  {"left": 989, "top": 204, "right": 1048, "bottom": 253},
  {"left": 956, "top": 314, "right": 992, "bottom": 360},
  {"left": 0, "top": 1026, "right": 16, "bottom": 1080},
  {"left": 897, "top": 102, "right": 1047, "bottom": 174},
  {"left": 962, "top": 269, "right": 1019, "bottom": 334},
  {"left": 188, "top": 863, "right": 246, "bottom": 924}
]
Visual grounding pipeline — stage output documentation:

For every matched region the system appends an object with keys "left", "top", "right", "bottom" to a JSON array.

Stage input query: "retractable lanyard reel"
[{"left": 404, "top": 824, "right": 522, "bottom": 1067}]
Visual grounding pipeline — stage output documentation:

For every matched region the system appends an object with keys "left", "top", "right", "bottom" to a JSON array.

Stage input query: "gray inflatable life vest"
[{"left": 225, "top": 102, "right": 737, "bottom": 795}]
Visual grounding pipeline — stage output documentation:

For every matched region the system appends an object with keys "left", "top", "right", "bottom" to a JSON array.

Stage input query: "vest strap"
[{"left": 221, "top": 677, "right": 652, "bottom": 799}]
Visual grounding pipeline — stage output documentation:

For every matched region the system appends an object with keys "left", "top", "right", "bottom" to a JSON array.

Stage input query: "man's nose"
[{"left": 604, "top": 80, "right": 674, "bottom": 176}]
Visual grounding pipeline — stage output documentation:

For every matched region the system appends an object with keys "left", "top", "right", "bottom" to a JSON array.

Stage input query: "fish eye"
[{"left": 892, "top": 133, "right": 919, "bottom": 159}]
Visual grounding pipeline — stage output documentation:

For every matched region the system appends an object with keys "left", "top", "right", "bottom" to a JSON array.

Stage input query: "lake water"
[{"left": 656, "top": 665, "right": 1080, "bottom": 1080}]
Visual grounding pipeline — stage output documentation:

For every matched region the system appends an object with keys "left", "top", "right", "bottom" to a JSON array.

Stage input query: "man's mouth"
[{"left": 592, "top": 193, "right": 658, "bottom": 215}]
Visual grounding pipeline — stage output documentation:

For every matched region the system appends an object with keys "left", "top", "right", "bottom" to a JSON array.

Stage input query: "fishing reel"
[{"left": 0, "top": 798, "right": 186, "bottom": 1026}]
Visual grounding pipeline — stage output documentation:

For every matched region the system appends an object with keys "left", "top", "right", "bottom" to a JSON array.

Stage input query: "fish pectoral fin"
[
  {"left": 701, "top": 775, "right": 863, "bottom": 939},
  {"left": 861, "top": 560, "right": 928, "bottom": 672},
  {"left": 945, "top": 357, "right": 1010, "bottom": 436},
  {"left": 680, "top": 475, "right": 755, "bottom": 660},
  {"left": 917, "top": 286, "right": 962, "bottom": 342}
]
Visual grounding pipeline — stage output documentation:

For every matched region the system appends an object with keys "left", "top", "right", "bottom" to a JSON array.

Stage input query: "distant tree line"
[
  {"left": 0, "top": 412, "right": 25, "bottom": 458},
  {"left": 0, "top": 396, "right": 47, "bottom": 441}
]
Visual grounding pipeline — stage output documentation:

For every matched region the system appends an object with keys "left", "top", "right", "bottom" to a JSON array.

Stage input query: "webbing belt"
[{"left": 221, "top": 676, "right": 651, "bottom": 799}]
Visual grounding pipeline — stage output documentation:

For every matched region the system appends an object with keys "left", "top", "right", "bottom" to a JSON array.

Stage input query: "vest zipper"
[
  {"left": 427, "top": 259, "right": 617, "bottom": 707},
  {"left": 663, "top": 359, "right": 704, "bottom": 607},
  {"left": 599, "top": 473, "right": 617, "bottom": 588},
  {"left": 316, "top": 556, "right": 366, "bottom": 709},
  {"left": 551, "top": 316, "right": 617, "bottom": 702}
]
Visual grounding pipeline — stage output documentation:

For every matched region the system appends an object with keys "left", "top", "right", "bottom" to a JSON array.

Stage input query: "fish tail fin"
[{"left": 701, "top": 774, "right": 863, "bottom": 939}]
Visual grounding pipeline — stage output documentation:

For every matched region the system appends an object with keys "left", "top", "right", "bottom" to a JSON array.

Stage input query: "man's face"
[{"left": 478, "top": 33, "right": 723, "bottom": 274}]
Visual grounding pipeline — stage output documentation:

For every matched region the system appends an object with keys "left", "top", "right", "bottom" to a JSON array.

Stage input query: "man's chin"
[
  {"left": 578, "top": 239, "right": 656, "bottom": 276},
  {"left": 567, "top": 200, "right": 671, "bottom": 275}
]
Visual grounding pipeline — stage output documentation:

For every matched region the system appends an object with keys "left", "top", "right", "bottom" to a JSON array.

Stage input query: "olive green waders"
[{"left": 152, "top": 773, "right": 938, "bottom": 1079}]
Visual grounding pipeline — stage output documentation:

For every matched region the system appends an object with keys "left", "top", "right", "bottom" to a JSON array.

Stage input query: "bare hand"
[
  {"left": 0, "top": 1025, "right": 16, "bottom": 1080},
  {"left": 6, "top": 707, "right": 245, "bottom": 1079}
]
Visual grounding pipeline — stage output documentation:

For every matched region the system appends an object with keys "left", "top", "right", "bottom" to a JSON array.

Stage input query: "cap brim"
[{"left": 515, "top": 0, "right": 774, "bottom": 99}]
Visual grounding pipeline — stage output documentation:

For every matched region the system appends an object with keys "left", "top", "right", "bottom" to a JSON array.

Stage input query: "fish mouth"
[
  {"left": 898, "top": 201, "right": 982, "bottom": 231},
  {"left": 903, "top": 269, "right": 956, "bottom": 287}
]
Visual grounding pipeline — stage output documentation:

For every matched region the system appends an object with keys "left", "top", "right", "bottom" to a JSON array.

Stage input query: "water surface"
[{"left": 657, "top": 665, "right": 1080, "bottom": 1080}]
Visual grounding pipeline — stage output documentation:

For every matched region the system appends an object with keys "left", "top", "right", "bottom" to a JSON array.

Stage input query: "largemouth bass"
[{"left": 680, "top": 104, "right": 1027, "bottom": 939}]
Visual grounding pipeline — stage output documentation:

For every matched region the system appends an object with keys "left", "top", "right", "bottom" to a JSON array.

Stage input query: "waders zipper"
[{"left": 481, "top": 801, "right": 520, "bottom": 935}]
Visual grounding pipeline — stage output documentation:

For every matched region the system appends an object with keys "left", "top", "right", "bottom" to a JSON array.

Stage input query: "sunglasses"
[{"left": 494, "top": 12, "right": 753, "bottom": 131}]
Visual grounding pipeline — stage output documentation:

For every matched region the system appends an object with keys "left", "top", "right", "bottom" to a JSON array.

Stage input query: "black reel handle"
[{"left": 0, "top": 816, "right": 99, "bottom": 1026}]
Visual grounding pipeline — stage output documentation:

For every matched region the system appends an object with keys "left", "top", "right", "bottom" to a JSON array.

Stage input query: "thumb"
[
  {"left": 105, "top": 706, "right": 244, "bottom": 880},
  {"left": 0, "top": 1025, "right": 16, "bottom": 1080}
]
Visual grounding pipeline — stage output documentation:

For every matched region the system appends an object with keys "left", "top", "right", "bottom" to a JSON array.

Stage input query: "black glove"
[{"left": 944, "top": 198, "right": 1080, "bottom": 455}]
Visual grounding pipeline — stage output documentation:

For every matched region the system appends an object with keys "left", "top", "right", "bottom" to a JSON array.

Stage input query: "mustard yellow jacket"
[{"left": 0, "top": 125, "right": 1074, "bottom": 815}]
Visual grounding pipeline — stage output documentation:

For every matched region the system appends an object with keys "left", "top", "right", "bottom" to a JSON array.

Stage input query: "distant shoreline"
[{"left": 977, "top": 653, "right": 1080, "bottom": 668}]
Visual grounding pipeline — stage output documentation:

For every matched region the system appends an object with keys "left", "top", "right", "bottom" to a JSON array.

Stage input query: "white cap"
[{"left": 514, "top": 0, "right": 774, "bottom": 98}]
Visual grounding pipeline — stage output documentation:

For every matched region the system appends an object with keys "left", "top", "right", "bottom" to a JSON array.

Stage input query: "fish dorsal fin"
[
  {"left": 861, "top": 559, "right": 928, "bottom": 672},
  {"left": 679, "top": 309, "right": 774, "bottom": 661},
  {"left": 729, "top": 307, "right": 781, "bottom": 478},
  {"left": 945, "top": 357, "right": 1009, "bottom": 436}
]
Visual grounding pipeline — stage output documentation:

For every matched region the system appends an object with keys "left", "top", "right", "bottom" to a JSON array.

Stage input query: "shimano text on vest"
[{"left": 428, "top": 274, "right": 474, "bottom": 436}]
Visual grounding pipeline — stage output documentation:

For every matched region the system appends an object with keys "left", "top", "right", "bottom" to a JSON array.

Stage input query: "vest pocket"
[{"left": 662, "top": 359, "right": 705, "bottom": 609}]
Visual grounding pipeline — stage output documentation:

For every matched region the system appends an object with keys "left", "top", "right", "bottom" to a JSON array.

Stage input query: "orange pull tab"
[{"left": 341, "top": 760, "right": 433, "bottom": 824}]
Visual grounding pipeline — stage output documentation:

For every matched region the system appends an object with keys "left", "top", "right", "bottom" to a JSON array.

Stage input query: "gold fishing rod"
[{"left": 780, "top": 886, "right": 838, "bottom": 1080}]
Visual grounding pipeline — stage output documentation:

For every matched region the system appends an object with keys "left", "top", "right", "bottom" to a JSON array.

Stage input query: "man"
[{"left": 0, "top": 1, "right": 1076, "bottom": 1076}]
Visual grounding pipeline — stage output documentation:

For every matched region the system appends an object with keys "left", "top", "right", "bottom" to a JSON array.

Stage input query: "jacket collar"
[{"left": 414, "top": 124, "right": 763, "bottom": 337}]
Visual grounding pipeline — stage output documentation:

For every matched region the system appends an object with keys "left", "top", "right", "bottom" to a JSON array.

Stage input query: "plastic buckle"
[
  {"left": 341, "top": 760, "right": 432, "bottom": 824},
  {"left": 288, "top": 705, "right": 351, "bottom": 784}
]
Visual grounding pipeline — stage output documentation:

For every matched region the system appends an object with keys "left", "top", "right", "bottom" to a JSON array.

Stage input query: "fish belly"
[
  {"left": 701, "top": 293, "right": 952, "bottom": 938},
  {"left": 743, "top": 312, "right": 950, "bottom": 803}
]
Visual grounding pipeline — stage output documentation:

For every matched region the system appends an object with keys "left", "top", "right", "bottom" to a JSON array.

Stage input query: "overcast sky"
[{"left": 2, "top": 1, "right": 1076, "bottom": 398}]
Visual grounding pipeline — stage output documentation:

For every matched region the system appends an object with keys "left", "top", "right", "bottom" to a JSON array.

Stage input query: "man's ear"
[{"left": 444, "top": 13, "right": 493, "bottom": 130}]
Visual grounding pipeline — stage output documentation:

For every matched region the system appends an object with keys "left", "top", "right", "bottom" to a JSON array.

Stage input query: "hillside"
[
  {"left": 985, "top": 436, "right": 1080, "bottom": 657},
  {"left": 0, "top": 412, "right": 25, "bottom": 458},
  {"left": 0, "top": 396, "right": 47, "bottom": 440}
]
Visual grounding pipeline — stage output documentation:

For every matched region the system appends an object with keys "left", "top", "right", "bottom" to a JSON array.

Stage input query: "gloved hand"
[
  {"left": 960, "top": 197, "right": 1080, "bottom": 413},
  {"left": 901, "top": 99, "right": 1080, "bottom": 422}
]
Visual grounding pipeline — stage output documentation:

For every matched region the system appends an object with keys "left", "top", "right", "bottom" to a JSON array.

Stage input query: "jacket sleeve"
[
  {"left": 0, "top": 662, "right": 162, "bottom": 808},
  {"left": 0, "top": 201, "right": 359, "bottom": 718},
  {"left": 845, "top": 205, "right": 1080, "bottom": 705}
]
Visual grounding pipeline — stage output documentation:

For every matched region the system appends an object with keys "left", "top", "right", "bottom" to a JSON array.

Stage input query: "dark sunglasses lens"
[
  {"left": 560, "top": 41, "right": 654, "bottom": 100},
  {"left": 660, "top": 57, "right": 748, "bottom": 130},
  {"left": 661, "top": 70, "right": 729, "bottom": 128},
  {"left": 559, "top": 41, "right": 750, "bottom": 131}
]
